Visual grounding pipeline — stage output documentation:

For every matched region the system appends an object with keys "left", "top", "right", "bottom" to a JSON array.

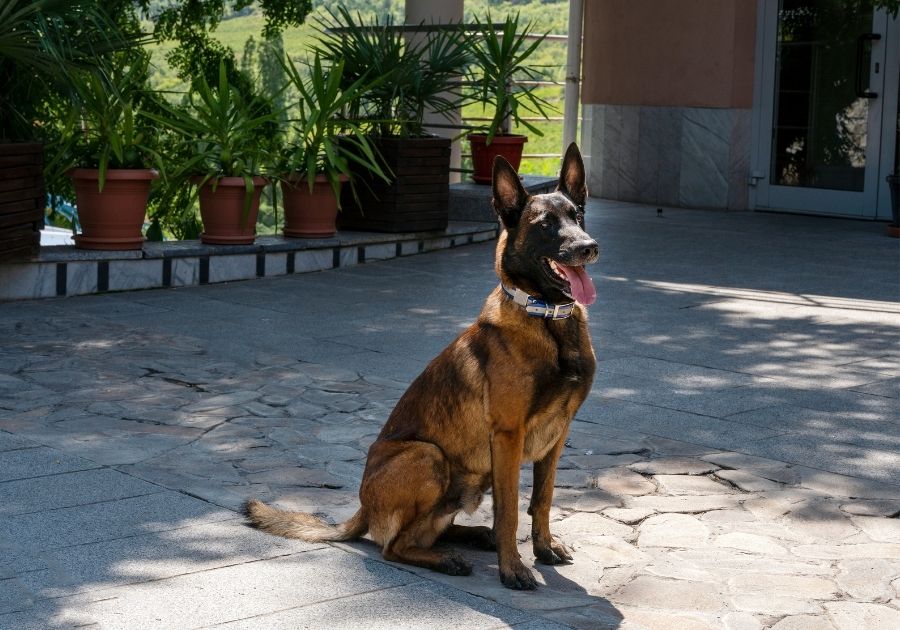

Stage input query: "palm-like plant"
[
  {"left": 315, "top": 7, "right": 469, "bottom": 138},
  {"left": 278, "top": 51, "right": 389, "bottom": 204},
  {"left": 467, "top": 12, "right": 552, "bottom": 143},
  {"left": 0, "top": 0, "right": 147, "bottom": 141},
  {"left": 153, "top": 60, "right": 278, "bottom": 196},
  {"left": 145, "top": 60, "right": 279, "bottom": 243},
  {"left": 51, "top": 53, "right": 158, "bottom": 192}
]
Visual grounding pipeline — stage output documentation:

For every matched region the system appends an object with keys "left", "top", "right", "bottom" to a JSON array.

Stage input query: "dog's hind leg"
[
  {"left": 384, "top": 529, "right": 473, "bottom": 576},
  {"left": 362, "top": 440, "right": 471, "bottom": 575},
  {"left": 439, "top": 524, "right": 496, "bottom": 550}
]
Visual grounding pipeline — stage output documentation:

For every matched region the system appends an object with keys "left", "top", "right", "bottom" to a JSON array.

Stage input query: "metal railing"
[
  {"left": 327, "top": 22, "right": 577, "bottom": 177},
  {"left": 454, "top": 30, "right": 571, "bottom": 176}
]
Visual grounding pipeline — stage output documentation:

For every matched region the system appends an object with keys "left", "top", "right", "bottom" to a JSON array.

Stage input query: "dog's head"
[{"left": 492, "top": 143, "right": 598, "bottom": 306}]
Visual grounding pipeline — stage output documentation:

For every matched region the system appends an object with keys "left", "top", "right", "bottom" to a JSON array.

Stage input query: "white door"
[{"left": 753, "top": 0, "right": 898, "bottom": 219}]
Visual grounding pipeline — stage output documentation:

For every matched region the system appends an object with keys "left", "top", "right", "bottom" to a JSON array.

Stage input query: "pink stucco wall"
[{"left": 582, "top": 0, "right": 757, "bottom": 108}]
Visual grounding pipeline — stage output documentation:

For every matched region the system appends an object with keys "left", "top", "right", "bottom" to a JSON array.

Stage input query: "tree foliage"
[{"left": 149, "top": 0, "right": 312, "bottom": 87}]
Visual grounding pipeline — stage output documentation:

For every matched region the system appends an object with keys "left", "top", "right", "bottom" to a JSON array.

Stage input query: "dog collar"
[{"left": 501, "top": 284, "right": 576, "bottom": 320}]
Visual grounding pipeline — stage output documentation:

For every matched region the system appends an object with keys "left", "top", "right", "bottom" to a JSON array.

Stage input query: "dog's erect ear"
[
  {"left": 557, "top": 142, "right": 587, "bottom": 209},
  {"left": 492, "top": 156, "right": 528, "bottom": 229}
]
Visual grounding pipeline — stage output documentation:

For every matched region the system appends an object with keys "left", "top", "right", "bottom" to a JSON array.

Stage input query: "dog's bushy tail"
[{"left": 242, "top": 499, "right": 367, "bottom": 543}]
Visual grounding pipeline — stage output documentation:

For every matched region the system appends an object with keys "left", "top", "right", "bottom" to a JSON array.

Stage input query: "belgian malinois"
[{"left": 245, "top": 143, "right": 598, "bottom": 590}]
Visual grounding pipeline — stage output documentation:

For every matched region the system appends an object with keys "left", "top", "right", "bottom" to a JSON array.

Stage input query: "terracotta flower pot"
[
  {"left": 69, "top": 168, "right": 158, "bottom": 250},
  {"left": 193, "top": 176, "right": 267, "bottom": 245},
  {"left": 468, "top": 134, "right": 527, "bottom": 184},
  {"left": 282, "top": 174, "right": 346, "bottom": 238}
]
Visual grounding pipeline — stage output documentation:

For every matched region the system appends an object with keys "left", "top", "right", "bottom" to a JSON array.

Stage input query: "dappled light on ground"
[{"left": 0, "top": 201, "right": 898, "bottom": 627}]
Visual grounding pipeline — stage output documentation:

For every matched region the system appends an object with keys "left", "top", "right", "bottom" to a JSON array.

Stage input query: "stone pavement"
[{"left": 0, "top": 200, "right": 898, "bottom": 629}]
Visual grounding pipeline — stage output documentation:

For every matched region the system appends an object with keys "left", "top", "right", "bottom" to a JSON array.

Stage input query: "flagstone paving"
[{"left": 0, "top": 201, "right": 898, "bottom": 629}]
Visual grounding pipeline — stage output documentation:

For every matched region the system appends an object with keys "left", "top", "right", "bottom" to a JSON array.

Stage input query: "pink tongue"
[{"left": 558, "top": 264, "right": 597, "bottom": 305}]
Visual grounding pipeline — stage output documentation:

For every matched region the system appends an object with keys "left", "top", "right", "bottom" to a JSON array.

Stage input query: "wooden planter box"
[
  {"left": 0, "top": 143, "right": 43, "bottom": 261},
  {"left": 338, "top": 136, "right": 450, "bottom": 233}
]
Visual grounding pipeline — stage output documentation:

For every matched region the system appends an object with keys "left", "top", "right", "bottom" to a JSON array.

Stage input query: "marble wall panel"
[
  {"left": 67, "top": 262, "right": 98, "bottom": 296},
  {"left": 586, "top": 105, "right": 606, "bottom": 195},
  {"left": 586, "top": 104, "right": 751, "bottom": 211},
  {"left": 728, "top": 109, "right": 752, "bottom": 210},
  {"left": 600, "top": 105, "right": 623, "bottom": 200},
  {"left": 678, "top": 108, "right": 732, "bottom": 209},
  {"left": 364, "top": 243, "right": 396, "bottom": 261},
  {"left": 0, "top": 263, "right": 56, "bottom": 301},
  {"left": 617, "top": 106, "right": 640, "bottom": 201},
  {"left": 471, "top": 230, "right": 495, "bottom": 243},
  {"left": 294, "top": 250, "right": 334, "bottom": 274},
  {"left": 424, "top": 238, "right": 453, "bottom": 252},
  {"left": 171, "top": 258, "right": 199, "bottom": 287},
  {"left": 108, "top": 260, "right": 162, "bottom": 292},
  {"left": 400, "top": 241, "right": 421, "bottom": 256},
  {"left": 654, "top": 107, "right": 685, "bottom": 206},
  {"left": 208, "top": 255, "right": 256, "bottom": 284},
  {"left": 337, "top": 247, "right": 357, "bottom": 268},
  {"left": 637, "top": 107, "right": 662, "bottom": 204}
]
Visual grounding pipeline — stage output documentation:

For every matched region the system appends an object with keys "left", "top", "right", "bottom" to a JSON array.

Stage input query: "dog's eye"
[{"left": 539, "top": 220, "right": 551, "bottom": 230}]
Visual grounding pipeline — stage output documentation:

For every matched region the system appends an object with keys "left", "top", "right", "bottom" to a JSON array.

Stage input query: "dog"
[{"left": 244, "top": 142, "right": 598, "bottom": 590}]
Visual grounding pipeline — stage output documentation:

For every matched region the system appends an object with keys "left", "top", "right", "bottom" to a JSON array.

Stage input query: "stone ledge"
[
  {"left": 449, "top": 175, "right": 557, "bottom": 223},
  {"left": 0, "top": 221, "right": 499, "bottom": 302}
]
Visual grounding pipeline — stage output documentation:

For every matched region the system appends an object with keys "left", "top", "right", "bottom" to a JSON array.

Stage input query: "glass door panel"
[
  {"left": 770, "top": 1, "right": 872, "bottom": 192},
  {"left": 754, "top": 0, "right": 892, "bottom": 217}
]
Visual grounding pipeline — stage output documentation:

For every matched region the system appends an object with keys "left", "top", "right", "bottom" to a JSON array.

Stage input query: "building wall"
[{"left": 580, "top": 0, "right": 757, "bottom": 210}]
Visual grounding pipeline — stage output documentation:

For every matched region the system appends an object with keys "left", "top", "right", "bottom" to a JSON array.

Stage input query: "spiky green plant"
[
  {"left": 0, "top": 0, "right": 148, "bottom": 141},
  {"left": 49, "top": 53, "right": 159, "bottom": 192},
  {"left": 147, "top": 60, "right": 279, "bottom": 220},
  {"left": 277, "top": 51, "right": 390, "bottom": 206},
  {"left": 467, "top": 12, "right": 552, "bottom": 143},
  {"left": 315, "top": 7, "right": 470, "bottom": 138}
]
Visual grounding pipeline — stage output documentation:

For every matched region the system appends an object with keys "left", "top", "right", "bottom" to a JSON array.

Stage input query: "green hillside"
[{"left": 145, "top": 0, "right": 570, "bottom": 177}]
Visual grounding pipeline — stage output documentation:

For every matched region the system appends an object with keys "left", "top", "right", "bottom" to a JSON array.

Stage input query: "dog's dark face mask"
[{"left": 493, "top": 143, "right": 599, "bottom": 305}]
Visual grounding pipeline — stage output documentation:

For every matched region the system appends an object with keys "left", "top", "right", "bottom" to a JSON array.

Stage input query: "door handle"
[{"left": 856, "top": 33, "right": 882, "bottom": 98}]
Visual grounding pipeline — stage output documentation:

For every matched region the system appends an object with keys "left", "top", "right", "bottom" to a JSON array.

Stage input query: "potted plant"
[
  {"left": 0, "top": 0, "right": 145, "bottom": 259},
  {"left": 465, "top": 12, "right": 552, "bottom": 184},
  {"left": 315, "top": 8, "right": 470, "bottom": 233},
  {"left": 152, "top": 60, "right": 276, "bottom": 245},
  {"left": 57, "top": 54, "right": 159, "bottom": 250},
  {"left": 277, "top": 51, "right": 389, "bottom": 238}
]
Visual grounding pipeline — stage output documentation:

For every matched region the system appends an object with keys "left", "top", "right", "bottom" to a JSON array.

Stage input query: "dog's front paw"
[
  {"left": 534, "top": 537, "right": 573, "bottom": 565},
  {"left": 499, "top": 559, "right": 538, "bottom": 590}
]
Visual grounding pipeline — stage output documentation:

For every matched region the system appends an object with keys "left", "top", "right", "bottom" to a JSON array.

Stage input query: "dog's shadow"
[{"left": 337, "top": 536, "right": 624, "bottom": 628}]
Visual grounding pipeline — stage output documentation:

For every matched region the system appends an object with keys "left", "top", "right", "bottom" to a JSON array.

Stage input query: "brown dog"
[{"left": 244, "top": 143, "right": 598, "bottom": 590}]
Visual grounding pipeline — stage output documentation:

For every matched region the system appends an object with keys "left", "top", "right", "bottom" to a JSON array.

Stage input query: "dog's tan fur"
[{"left": 245, "top": 143, "right": 597, "bottom": 589}]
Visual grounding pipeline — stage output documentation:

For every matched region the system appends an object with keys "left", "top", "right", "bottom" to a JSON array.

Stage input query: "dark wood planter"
[
  {"left": 338, "top": 136, "right": 450, "bottom": 233},
  {"left": 0, "top": 142, "right": 43, "bottom": 261}
]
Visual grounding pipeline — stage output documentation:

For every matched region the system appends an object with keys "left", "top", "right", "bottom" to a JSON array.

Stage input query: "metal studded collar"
[{"left": 501, "top": 284, "right": 576, "bottom": 320}]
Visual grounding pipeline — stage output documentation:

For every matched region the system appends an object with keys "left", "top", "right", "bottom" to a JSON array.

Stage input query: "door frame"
[{"left": 749, "top": 0, "right": 898, "bottom": 219}]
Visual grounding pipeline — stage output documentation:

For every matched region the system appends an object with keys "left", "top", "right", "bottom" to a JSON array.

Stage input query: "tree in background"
[{"left": 150, "top": 0, "right": 312, "bottom": 90}]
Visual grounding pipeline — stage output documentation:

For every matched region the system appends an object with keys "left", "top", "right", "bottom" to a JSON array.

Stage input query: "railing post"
[{"left": 563, "top": 0, "right": 584, "bottom": 154}]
